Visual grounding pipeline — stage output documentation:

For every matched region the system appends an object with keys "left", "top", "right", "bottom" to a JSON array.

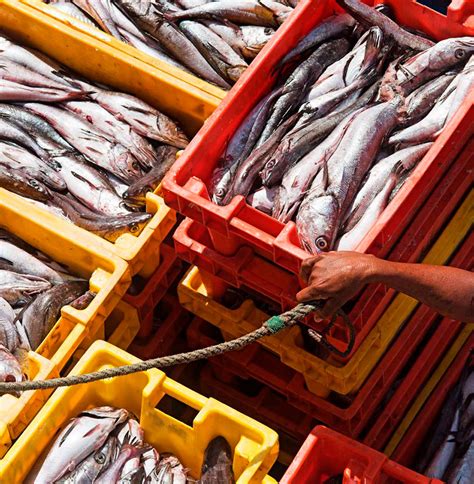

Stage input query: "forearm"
[{"left": 368, "top": 259, "right": 474, "bottom": 322}]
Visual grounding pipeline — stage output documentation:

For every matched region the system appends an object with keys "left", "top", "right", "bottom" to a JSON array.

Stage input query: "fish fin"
[
  {"left": 82, "top": 423, "right": 102, "bottom": 438},
  {"left": 256, "top": 0, "right": 278, "bottom": 25},
  {"left": 204, "top": 41, "right": 233, "bottom": 68},
  {"left": 341, "top": 53, "right": 354, "bottom": 86},
  {"left": 59, "top": 420, "right": 78, "bottom": 447},
  {"left": 0, "top": 257, "right": 13, "bottom": 266},
  {"left": 321, "top": 159, "right": 329, "bottom": 192},
  {"left": 71, "top": 171, "right": 97, "bottom": 189},
  {"left": 124, "top": 105, "right": 152, "bottom": 115},
  {"left": 12, "top": 297, "right": 35, "bottom": 325}
]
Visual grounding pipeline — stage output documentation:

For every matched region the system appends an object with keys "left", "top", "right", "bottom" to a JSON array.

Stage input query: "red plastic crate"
[
  {"left": 391, "top": 332, "right": 474, "bottom": 468},
  {"left": 187, "top": 304, "right": 461, "bottom": 439},
  {"left": 280, "top": 426, "right": 443, "bottom": 484},
  {"left": 172, "top": 144, "right": 472, "bottom": 355},
  {"left": 200, "top": 363, "right": 317, "bottom": 443},
  {"left": 124, "top": 244, "right": 183, "bottom": 339},
  {"left": 163, "top": 0, "right": 474, "bottom": 271},
  {"left": 128, "top": 293, "right": 191, "bottom": 360}
]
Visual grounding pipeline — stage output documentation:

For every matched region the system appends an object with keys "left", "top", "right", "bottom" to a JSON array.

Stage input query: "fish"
[
  {"left": 24, "top": 103, "right": 143, "bottom": 183},
  {"left": 114, "top": 0, "right": 231, "bottom": 89},
  {"left": 446, "top": 439, "right": 474, "bottom": 484},
  {"left": 86, "top": 85, "right": 190, "bottom": 148},
  {"left": 211, "top": 87, "right": 284, "bottom": 205},
  {"left": 278, "top": 13, "right": 356, "bottom": 66},
  {"left": 168, "top": 0, "right": 293, "bottom": 28},
  {"left": 273, "top": 109, "right": 359, "bottom": 223},
  {"left": 0, "top": 270, "right": 51, "bottom": 305},
  {"left": 142, "top": 447, "right": 160, "bottom": 479},
  {"left": 58, "top": 435, "right": 119, "bottom": 484},
  {"left": 296, "top": 99, "right": 401, "bottom": 253},
  {"left": 179, "top": 21, "right": 248, "bottom": 83},
  {"left": 224, "top": 114, "right": 298, "bottom": 203},
  {"left": 69, "top": 290, "right": 96, "bottom": 310},
  {"left": 402, "top": 71, "right": 458, "bottom": 126},
  {"left": 158, "top": 454, "right": 188, "bottom": 484},
  {"left": 247, "top": 186, "right": 277, "bottom": 214},
  {"left": 388, "top": 76, "right": 460, "bottom": 147},
  {"left": 0, "top": 117, "right": 52, "bottom": 162},
  {"left": 336, "top": 0, "right": 434, "bottom": 51},
  {"left": 257, "top": 38, "right": 351, "bottom": 145},
  {"left": 381, "top": 36, "right": 474, "bottom": 98},
  {"left": 53, "top": 155, "right": 130, "bottom": 216},
  {"left": 94, "top": 444, "right": 143, "bottom": 484},
  {"left": 0, "top": 297, "right": 20, "bottom": 353},
  {"left": 0, "top": 238, "right": 68, "bottom": 283},
  {"left": 50, "top": 1, "right": 99, "bottom": 27},
  {"left": 240, "top": 25, "right": 275, "bottom": 58},
  {"left": 0, "top": 344, "right": 24, "bottom": 384},
  {"left": 123, "top": 146, "right": 179, "bottom": 209},
  {"left": 0, "top": 77, "right": 84, "bottom": 103},
  {"left": 342, "top": 142, "right": 432, "bottom": 232},
  {"left": 34, "top": 406, "right": 129, "bottom": 484},
  {"left": 72, "top": 0, "right": 122, "bottom": 38},
  {"left": 21, "top": 280, "right": 88, "bottom": 350},
  {"left": 336, "top": 165, "right": 401, "bottom": 250},
  {"left": 0, "top": 103, "right": 76, "bottom": 157},
  {"left": 63, "top": 100, "right": 158, "bottom": 171},
  {"left": 200, "top": 436, "right": 235, "bottom": 484},
  {"left": 0, "top": 142, "right": 66, "bottom": 192},
  {"left": 51, "top": 193, "right": 152, "bottom": 241},
  {"left": 263, "top": 81, "right": 379, "bottom": 189},
  {"left": 0, "top": 166, "right": 51, "bottom": 202}
]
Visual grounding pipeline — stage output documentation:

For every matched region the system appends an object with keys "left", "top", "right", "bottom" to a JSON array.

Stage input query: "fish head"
[
  {"left": 241, "top": 26, "right": 274, "bottom": 58},
  {"left": 123, "top": 183, "right": 153, "bottom": 209},
  {"left": 112, "top": 145, "right": 144, "bottom": 183},
  {"left": 0, "top": 344, "right": 25, "bottom": 385},
  {"left": 156, "top": 116, "right": 189, "bottom": 149},
  {"left": 297, "top": 195, "right": 339, "bottom": 254},
  {"left": 434, "top": 37, "right": 474, "bottom": 70}
]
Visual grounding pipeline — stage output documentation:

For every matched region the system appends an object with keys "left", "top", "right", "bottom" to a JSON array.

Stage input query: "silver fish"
[
  {"left": 24, "top": 103, "right": 143, "bottom": 183},
  {"left": 115, "top": 0, "right": 231, "bottom": 89},
  {"left": 34, "top": 406, "right": 129, "bottom": 484},
  {"left": 0, "top": 238, "right": 67, "bottom": 283},
  {"left": 0, "top": 344, "right": 24, "bottom": 384},
  {"left": 179, "top": 21, "right": 247, "bottom": 83},
  {"left": 54, "top": 155, "right": 129, "bottom": 216},
  {"left": 247, "top": 186, "right": 277, "bottom": 214},
  {"left": 279, "top": 13, "right": 356, "bottom": 66},
  {"left": 50, "top": 1, "right": 99, "bottom": 27},
  {"left": 336, "top": 0, "right": 433, "bottom": 51},
  {"left": 274, "top": 109, "right": 359, "bottom": 223},
  {"left": 0, "top": 270, "right": 51, "bottom": 305},
  {"left": 381, "top": 36, "right": 474, "bottom": 98},
  {"left": 0, "top": 297, "right": 20, "bottom": 353},
  {"left": 21, "top": 281, "right": 88, "bottom": 350},
  {"left": 58, "top": 435, "right": 119, "bottom": 484},
  {"left": 296, "top": 99, "right": 401, "bottom": 252},
  {"left": 169, "top": 0, "right": 293, "bottom": 27},
  {"left": 95, "top": 444, "right": 143, "bottom": 484},
  {"left": 0, "top": 166, "right": 51, "bottom": 202},
  {"left": 343, "top": 142, "right": 432, "bottom": 232},
  {"left": 240, "top": 25, "right": 275, "bottom": 58},
  {"left": 86, "top": 85, "right": 189, "bottom": 148},
  {"left": 0, "top": 79, "right": 83, "bottom": 102},
  {"left": 63, "top": 100, "right": 158, "bottom": 171},
  {"left": 72, "top": 0, "right": 122, "bottom": 38}
]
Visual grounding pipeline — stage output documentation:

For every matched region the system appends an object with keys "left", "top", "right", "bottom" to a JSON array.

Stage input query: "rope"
[{"left": 0, "top": 302, "right": 331, "bottom": 394}]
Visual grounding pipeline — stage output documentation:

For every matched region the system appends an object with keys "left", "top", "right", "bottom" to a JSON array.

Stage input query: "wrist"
[{"left": 363, "top": 254, "right": 387, "bottom": 284}]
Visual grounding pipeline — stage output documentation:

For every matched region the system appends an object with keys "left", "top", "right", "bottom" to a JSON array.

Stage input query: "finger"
[
  {"left": 296, "top": 286, "right": 328, "bottom": 303},
  {"left": 300, "top": 255, "right": 322, "bottom": 283}
]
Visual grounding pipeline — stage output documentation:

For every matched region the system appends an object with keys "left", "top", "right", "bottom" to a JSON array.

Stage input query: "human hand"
[{"left": 296, "top": 251, "right": 379, "bottom": 319}]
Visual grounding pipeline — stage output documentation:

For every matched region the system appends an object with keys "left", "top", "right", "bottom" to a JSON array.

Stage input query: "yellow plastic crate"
[
  {"left": 384, "top": 326, "right": 473, "bottom": 456},
  {"left": 0, "top": 0, "right": 225, "bottom": 277},
  {"left": 0, "top": 189, "right": 130, "bottom": 457},
  {"left": 0, "top": 341, "right": 279, "bottom": 483},
  {"left": 21, "top": 0, "right": 226, "bottom": 104},
  {"left": 178, "top": 192, "right": 473, "bottom": 397}
]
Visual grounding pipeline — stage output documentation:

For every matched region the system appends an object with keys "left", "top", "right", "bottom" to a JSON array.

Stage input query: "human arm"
[{"left": 296, "top": 252, "right": 474, "bottom": 322}]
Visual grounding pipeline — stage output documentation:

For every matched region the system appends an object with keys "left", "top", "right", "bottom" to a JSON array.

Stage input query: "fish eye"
[
  {"left": 315, "top": 236, "right": 329, "bottom": 251},
  {"left": 132, "top": 162, "right": 140, "bottom": 170},
  {"left": 264, "top": 28, "right": 273, "bottom": 35},
  {"left": 29, "top": 179, "right": 40, "bottom": 189},
  {"left": 455, "top": 48, "right": 465, "bottom": 59},
  {"left": 5, "top": 374, "right": 16, "bottom": 383},
  {"left": 95, "top": 453, "right": 106, "bottom": 464},
  {"left": 266, "top": 160, "right": 275, "bottom": 169},
  {"left": 215, "top": 188, "right": 225, "bottom": 198},
  {"left": 129, "top": 223, "right": 139, "bottom": 233}
]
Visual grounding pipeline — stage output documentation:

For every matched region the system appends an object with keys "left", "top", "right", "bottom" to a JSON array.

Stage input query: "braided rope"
[{"left": 0, "top": 303, "right": 318, "bottom": 394}]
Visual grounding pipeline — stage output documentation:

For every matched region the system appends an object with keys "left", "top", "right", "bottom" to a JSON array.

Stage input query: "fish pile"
[
  {"left": 210, "top": 0, "right": 474, "bottom": 253},
  {"left": 418, "top": 360, "right": 473, "bottom": 483},
  {"left": 34, "top": 406, "right": 235, "bottom": 483},
  {"left": 46, "top": 0, "right": 295, "bottom": 89},
  {"left": 0, "top": 229, "right": 90, "bottom": 384},
  {"left": 0, "top": 34, "right": 188, "bottom": 241}
]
